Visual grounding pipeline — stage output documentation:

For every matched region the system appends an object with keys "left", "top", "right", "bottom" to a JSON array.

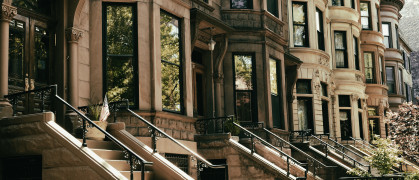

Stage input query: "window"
[
  {"left": 354, "top": 37, "right": 360, "bottom": 70},
  {"left": 403, "top": 51, "right": 410, "bottom": 72},
  {"left": 376, "top": 7, "right": 380, "bottom": 32},
  {"left": 161, "top": 11, "right": 183, "bottom": 113},
  {"left": 340, "top": 110, "right": 352, "bottom": 140},
  {"left": 267, "top": 0, "right": 279, "bottom": 17},
  {"left": 360, "top": 2, "right": 371, "bottom": 30},
  {"left": 398, "top": 68, "right": 403, "bottom": 95},
  {"left": 298, "top": 98, "right": 314, "bottom": 133},
  {"left": 292, "top": 2, "right": 308, "bottom": 47},
  {"left": 339, "top": 95, "right": 351, "bottom": 107},
  {"left": 364, "top": 52, "right": 375, "bottom": 83},
  {"left": 382, "top": 23, "right": 392, "bottom": 48},
  {"left": 270, "top": 58, "right": 284, "bottom": 129},
  {"left": 316, "top": 8, "right": 325, "bottom": 51},
  {"left": 321, "top": 83, "right": 327, "bottom": 97},
  {"left": 12, "top": 0, "right": 51, "bottom": 16},
  {"left": 332, "top": 0, "right": 344, "bottom": 6},
  {"left": 386, "top": 66, "right": 395, "bottom": 94},
  {"left": 296, "top": 79, "right": 311, "bottom": 94},
  {"left": 406, "top": 84, "right": 411, "bottom": 102},
  {"left": 396, "top": 25, "right": 400, "bottom": 49},
  {"left": 103, "top": 3, "right": 138, "bottom": 107},
  {"left": 165, "top": 154, "right": 189, "bottom": 174},
  {"left": 351, "top": 0, "right": 355, "bottom": 9},
  {"left": 359, "top": 113, "right": 364, "bottom": 139},
  {"left": 379, "top": 56, "right": 384, "bottom": 84},
  {"left": 231, "top": 0, "right": 253, "bottom": 9},
  {"left": 234, "top": 54, "right": 257, "bottom": 122},
  {"left": 335, "top": 31, "right": 348, "bottom": 68},
  {"left": 322, "top": 100, "right": 329, "bottom": 134}
]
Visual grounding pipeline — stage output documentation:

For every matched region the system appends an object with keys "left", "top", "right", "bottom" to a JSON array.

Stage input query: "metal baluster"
[
  {"left": 41, "top": 90, "right": 45, "bottom": 112},
  {"left": 287, "top": 157, "right": 290, "bottom": 176},
  {"left": 82, "top": 118, "right": 87, "bottom": 147},
  {"left": 151, "top": 128, "right": 157, "bottom": 153},
  {"left": 141, "top": 162, "right": 145, "bottom": 180},
  {"left": 251, "top": 136, "right": 255, "bottom": 154},
  {"left": 129, "top": 154, "right": 133, "bottom": 180}
]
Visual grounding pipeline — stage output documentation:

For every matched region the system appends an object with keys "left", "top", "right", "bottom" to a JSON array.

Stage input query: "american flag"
[{"left": 99, "top": 95, "right": 110, "bottom": 122}]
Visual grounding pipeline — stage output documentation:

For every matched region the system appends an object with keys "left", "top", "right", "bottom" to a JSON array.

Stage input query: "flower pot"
[{"left": 85, "top": 121, "right": 108, "bottom": 141}]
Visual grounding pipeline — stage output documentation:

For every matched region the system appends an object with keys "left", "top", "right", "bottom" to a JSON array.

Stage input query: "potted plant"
[
  {"left": 84, "top": 100, "right": 109, "bottom": 140},
  {"left": 224, "top": 116, "right": 240, "bottom": 141}
]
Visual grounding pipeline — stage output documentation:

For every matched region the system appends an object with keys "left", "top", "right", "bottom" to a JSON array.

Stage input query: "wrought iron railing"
[
  {"left": 5, "top": 85, "right": 54, "bottom": 116},
  {"left": 349, "top": 137, "right": 375, "bottom": 151},
  {"left": 310, "top": 135, "right": 371, "bottom": 174},
  {"left": 289, "top": 129, "right": 312, "bottom": 142},
  {"left": 338, "top": 175, "right": 404, "bottom": 180},
  {"left": 232, "top": 122, "right": 308, "bottom": 179},
  {"left": 5, "top": 85, "right": 153, "bottom": 180},
  {"left": 78, "top": 100, "right": 128, "bottom": 123},
  {"left": 195, "top": 116, "right": 234, "bottom": 135},
  {"left": 125, "top": 108, "right": 226, "bottom": 179},
  {"left": 265, "top": 129, "right": 337, "bottom": 178},
  {"left": 327, "top": 137, "right": 366, "bottom": 161}
]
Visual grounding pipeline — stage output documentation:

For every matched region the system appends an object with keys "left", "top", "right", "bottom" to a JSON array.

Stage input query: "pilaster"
[{"left": 65, "top": 27, "right": 83, "bottom": 107}]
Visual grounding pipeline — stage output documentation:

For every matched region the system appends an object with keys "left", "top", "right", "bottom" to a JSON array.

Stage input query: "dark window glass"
[
  {"left": 368, "top": 107, "right": 377, "bottom": 116},
  {"left": 379, "top": 56, "right": 384, "bottom": 84},
  {"left": 386, "top": 66, "right": 395, "bottom": 94},
  {"left": 103, "top": 4, "right": 138, "bottom": 107},
  {"left": 382, "top": 23, "right": 392, "bottom": 48},
  {"left": 270, "top": 58, "right": 284, "bottom": 129},
  {"left": 12, "top": 0, "right": 51, "bottom": 15},
  {"left": 296, "top": 79, "right": 311, "bottom": 94},
  {"left": 8, "top": 20, "right": 25, "bottom": 88},
  {"left": 351, "top": 0, "right": 355, "bottom": 9},
  {"left": 335, "top": 31, "right": 348, "bottom": 68},
  {"left": 165, "top": 154, "right": 189, "bottom": 174},
  {"left": 340, "top": 110, "right": 352, "bottom": 140},
  {"left": 34, "top": 26, "right": 49, "bottom": 84},
  {"left": 161, "top": 11, "right": 183, "bottom": 113},
  {"left": 234, "top": 54, "right": 257, "bottom": 122},
  {"left": 377, "top": 7, "right": 380, "bottom": 32},
  {"left": 406, "top": 84, "right": 411, "bottom": 102},
  {"left": 354, "top": 37, "right": 360, "bottom": 70},
  {"left": 396, "top": 25, "right": 400, "bottom": 49},
  {"left": 267, "top": 0, "right": 279, "bottom": 17},
  {"left": 359, "top": 113, "right": 364, "bottom": 139},
  {"left": 360, "top": 2, "right": 371, "bottom": 29},
  {"left": 339, "top": 95, "right": 351, "bottom": 107},
  {"left": 364, "top": 52, "right": 375, "bottom": 83},
  {"left": 358, "top": 99, "right": 361, "bottom": 108},
  {"left": 332, "top": 0, "right": 344, "bottom": 6},
  {"left": 398, "top": 68, "right": 403, "bottom": 95},
  {"left": 297, "top": 98, "right": 314, "bottom": 133},
  {"left": 231, "top": 0, "right": 253, "bottom": 9},
  {"left": 321, "top": 83, "right": 327, "bottom": 97},
  {"left": 322, "top": 100, "right": 329, "bottom": 134},
  {"left": 369, "top": 118, "right": 380, "bottom": 139},
  {"left": 316, "top": 8, "right": 325, "bottom": 51},
  {"left": 2, "top": 156, "right": 42, "bottom": 180},
  {"left": 292, "top": 2, "right": 308, "bottom": 47}
]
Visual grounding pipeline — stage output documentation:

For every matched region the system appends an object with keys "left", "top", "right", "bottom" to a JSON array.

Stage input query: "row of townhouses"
[{"left": 0, "top": 0, "right": 417, "bottom": 179}]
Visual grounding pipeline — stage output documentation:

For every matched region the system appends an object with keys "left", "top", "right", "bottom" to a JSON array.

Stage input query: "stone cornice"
[
  {"left": 1, "top": 3, "right": 17, "bottom": 22},
  {"left": 65, "top": 27, "right": 83, "bottom": 43}
]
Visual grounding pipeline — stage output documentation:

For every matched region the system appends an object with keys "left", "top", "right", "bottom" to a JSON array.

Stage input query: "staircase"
[{"left": 83, "top": 139, "right": 153, "bottom": 180}]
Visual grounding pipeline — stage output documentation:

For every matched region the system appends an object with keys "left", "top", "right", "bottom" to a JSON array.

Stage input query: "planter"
[{"left": 85, "top": 121, "right": 108, "bottom": 141}]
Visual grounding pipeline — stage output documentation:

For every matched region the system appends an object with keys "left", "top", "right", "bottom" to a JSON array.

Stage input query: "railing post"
[
  {"left": 129, "top": 154, "right": 133, "bottom": 180},
  {"left": 251, "top": 136, "right": 255, "bottom": 154},
  {"left": 41, "top": 90, "right": 45, "bottom": 112},
  {"left": 141, "top": 162, "right": 145, "bottom": 180},
  {"left": 82, "top": 118, "right": 87, "bottom": 147},
  {"left": 287, "top": 157, "right": 290, "bottom": 176},
  {"left": 151, "top": 128, "right": 157, "bottom": 153},
  {"left": 11, "top": 96, "right": 17, "bottom": 116}
]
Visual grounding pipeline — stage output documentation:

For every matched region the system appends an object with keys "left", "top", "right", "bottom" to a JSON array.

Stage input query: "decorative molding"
[
  {"left": 313, "top": 70, "right": 321, "bottom": 97},
  {"left": 351, "top": 93, "right": 359, "bottom": 101},
  {"left": 355, "top": 74, "right": 363, "bottom": 82},
  {"left": 318, "top": 57, "right": 329, "bottom": 66},
  {"left": 65, "top": 27, "right": 83, "bottom": 42},
  {"left": 213, "top": 72, "right": 224, "bottom": 83},
  {"left": 1, "top": 3, "right": 17, "bottom": 22}
]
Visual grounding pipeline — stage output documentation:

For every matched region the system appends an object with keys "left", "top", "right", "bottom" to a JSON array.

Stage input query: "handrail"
[
  {"left": 349, "top": 137, "right": 374, "bottom": 151},
  {"left": 195, "top": 116, "right": 233, "bottom": 134},
  {"left": 5, "top": 85, "right": 153, "bottom": 180},
  {"left": 327, "top": 137, "right": 366, "bottom": 160},
  {"left": 5, "top": 85, "right": 54, "bottom": 116},
  {"left": 310, "top": 135, "right": 371, "bottom": 173},
  {"left": 290, "top": 129, "right": 312, "bottom": 142},
  {"left": 126, "top": 108, "right": 226, "bottom": 171},
  {"left": 233, "top": 122, "right": 308, "bottom": 178},
  {"left": 78, "top": 100, "right": 128, "bottom": 123}
]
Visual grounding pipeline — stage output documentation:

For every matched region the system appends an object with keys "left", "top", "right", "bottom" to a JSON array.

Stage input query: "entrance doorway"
[{"left": 192, "top": 50, "right": 206, "bottom": 117}]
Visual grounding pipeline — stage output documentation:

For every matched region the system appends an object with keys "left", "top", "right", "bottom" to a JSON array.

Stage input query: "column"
[
  {"left": 0, "top": 3, "right": 17, "bottom": 118},
  {"left": 65, "top": 27, "right": 83, "bottom": 107},
  {"left": 214, "top": 72, "right": 224, "bottom": 117}
]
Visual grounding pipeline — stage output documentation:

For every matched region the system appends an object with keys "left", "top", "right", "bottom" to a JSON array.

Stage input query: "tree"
[{"left": 386, "top": 102, "right": 419, "bottom": 164}]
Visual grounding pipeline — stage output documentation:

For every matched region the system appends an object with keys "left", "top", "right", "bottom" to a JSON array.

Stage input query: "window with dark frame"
[
  {"left": 379, "top": 56, "right": 384, "bottom": 84},
  {"left": 396, "top": 25, "right": 400, "bottom": 49},
  {"left": 351, "top": 0, "right": 355, "bottom": 9},
  {"left": 360, "top": 2, "right": 371, "bottom": 30},
  {"left": 316, "top": 8, "right": 325, "bottom": 51},
  {"left": 364, "top": 52, "right": 375, "bottom": 83},
  {"left": 234, "top": 54, "right": 257, "bottom": 122},
  {"left": 332, "top": 0, "right": 344, "bottom": 6},
  {"left": 340, "top": 109, "right": 352, "bottom": 140},
  {"left": 339, "top": 95, "right": 351, "bottom": 107},
  {"left": 231, "top": 0, "right": 253, "bottom": 9},
  {"left": 335, "top": 31, "right": 348, "bottom": 68},
  {"left": 267, "top": 0, "right": 279, "bottom": 17},
  {"left": 398, "top": 68, "right": 403, "bottom": 95},
  {"left": 292, "top": 2, "right": 308, "bottom": 47},
  {"left": 321, "top": 83, "right": 327, "bottom": 97},
  {"left": 376, "top": 6, "right": 380, "bottom": 32},
  {"left": 386, "top": 66, "right": 395, "bottom": 94},
  {"left": 406, "top": 84, "right": 411, "bottom": 102},
  {"left": 354, "top": 37, "right": 360, "bottom": 70},
  {"left": 103, "top": 3, "right": 138, "bottom": 108},
  {"left": 297, "top": 97, "right": 314, "bottom": 134},
  {"left": 296, "top": 79, "right": 311, "bottom": 94},
  {"left": 382, "top": 22, "right": 392, "bottom": 48},
  {"left": 270, "top": 58, "right": 284, "bottom": 129},
  {"left": 161, "top": 11, "right": 183, "bottom": 113}
]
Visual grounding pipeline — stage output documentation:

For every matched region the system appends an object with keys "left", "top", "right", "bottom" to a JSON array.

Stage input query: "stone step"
[
  {"left": 120, "top": 171, "right": 153, "bottom": 180},
  {"left": 78, "top": 139, "right": 120, "bottom": 150},
  {"left": 106, "top": 160, "right": 132, "bottom": 171},
  {"left": 92, "top": 149, "right": 125, "bottom": 160}
]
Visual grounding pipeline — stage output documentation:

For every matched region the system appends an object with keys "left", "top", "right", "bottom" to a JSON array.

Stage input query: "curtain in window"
[
  {"left": 293, "top": 3, "right": 307, "bottom": 47},
  {"left": 364, "top": 52, "right": 374, "bottom": 83},
  {"left": 335, "top": 32, "right": 346, "bottom": 68},
  {"left": 360, "top": 2, "right": 370, "bottom": 29},
  {"left": 298, "top": 99, "right": 308, "bottom": 130}
]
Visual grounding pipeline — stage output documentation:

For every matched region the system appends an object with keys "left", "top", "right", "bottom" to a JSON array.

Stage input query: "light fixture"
[{"left": 208, "top": 38, "right": 216, "bottom": 51}]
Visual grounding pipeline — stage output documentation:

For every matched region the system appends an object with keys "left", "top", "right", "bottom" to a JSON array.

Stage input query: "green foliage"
[
  {"left": 225, "top": 117, "right": 240, "bottom": 136},
  {"left": 88, "top": 104, "right": 101, "bottom": 121},
  {"left": 347, "top": 167, "right": 371, "bottom": 177},
  {"left": 234, "top": 55, "right": 253, "bottom": 90},
  {"left": 404, "top": 171, "right": 419, "bottom": 180}
]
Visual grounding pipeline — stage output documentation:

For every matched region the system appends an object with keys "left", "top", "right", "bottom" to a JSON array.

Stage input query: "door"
[{"left": 8, "top": 15, "right": 51, "bottom": 114}]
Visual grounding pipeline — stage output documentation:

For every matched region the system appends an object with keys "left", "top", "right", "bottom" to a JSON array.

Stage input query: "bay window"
[
  {"left": 382, "top": 23, "right": 392, "bottom": 48},
  {"left": 360, "top": 2, "right": 371, "bottom": 30},
  {"left": 364, "top": 52, "right": 375, "bottom": 83},
  {"left": 335, "top": 31, "right": 348, "bottom": 68},
  {"left": 292, "top": 2, "right": 308, "bottom": 47}
]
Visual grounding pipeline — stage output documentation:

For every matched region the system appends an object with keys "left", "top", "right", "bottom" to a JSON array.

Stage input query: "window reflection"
[
  {"left": 364, "top": 52, "right": 374, "bottom": 83},
  {"left": 8, "top": 20, "right": 25, "bottom": 88},
  {"left": 234, "top": 54, "right": 256, "bottom": 122},
  {"left": 293, "top": 2, "right": 308, "bottom": 47},
  {"left": 231, "top": 0, "right": 252, "bottom": 9},
  {"left": 34, "top": 26, "right": 49, "bottom": 85}
]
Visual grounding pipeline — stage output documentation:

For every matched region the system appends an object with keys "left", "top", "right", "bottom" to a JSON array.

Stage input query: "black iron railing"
[
  {"left": 239, "top": 121, "right": 264, "bottom": 129},
  {"left": 125, "top": 108, "right": 226, "bottom": 179},
  {"left": 232, "top": 122, "right": 308, "bottom": 179},
  {"left": 338, "top": 175, "right": 404, "bottom": 180},
  {"left": 5, "top": 85, "right": 54, "bottom": 116},
  {"left": 265, "top": 129, "right": 337, "bottom": 178},
  {"left": 290, "top": 129, "right": 312, "bottom": 142},
  {"left": 310, "top": 135, "right": 371, "bottom": 174},
  {"left": 349, "top": 137, "right": 375, "bottom": 151},
  {"left": 5, "top": 85, "right": 152, "bottom": 180},
  {"left": 78, "top": 100, "right": 128, "bottom": 123},
  {"left": 195, "top": 116, "right": 234, "bottom": 135},
  {"left": 327, "top": 137, "right": 366, "bottom": 161}
]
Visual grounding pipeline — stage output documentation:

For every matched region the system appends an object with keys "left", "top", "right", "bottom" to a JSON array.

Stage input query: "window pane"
[
  {"left": 267, "top": 0, "right": 278, "bottom": 17},
  {"left": 293, "top": 25, "right": 306, "bottom": 46},
  {"left": 231, "top": 0, "right": 251, "bottom": 9},
  {"left": 339, "top": 95, "right": 351, "bottom": 107},
  {"left": 340, "top": 110, "right": 352, "bottom": 140},
  {"left": 382, "top": 24, "right": 389, "bottom": 36},
  {"left": 236, "top": 91, "right": 252, "bottom": 122},
  {"left": 34, "top": 26, "right": 49, "bottom": 84},
  {"left": 386, "top": 67, "right": 395, "bottom": 94},
  {"left": 235, "top": 55, "right": 253, "bottom": 90},
  {"left": 364, "top": 52, "right": 374, "bottom": 83},
  {"left": 105, "top": 4, "right": 137, "bottom": 106},
  {"left": 161, "top": 11, "right": 182, "bottom": 112},
  {"left": 298, "top": 98, "right": 313, "bottom": 132},
  {"left": 293, "top": 3, "right": 305, "bottom": 23},
  {"left": 336, "top": 51, "right": 345, "bottom": 67},
  {"left": 361, "top": 17, "right": 370, "bottom": 29},
  {"left": 321, "top": 83, "right": 327, "bottom": 97},
  {"left": 12, "top": 0, "right": 51, "bottom": 15},
  {"left": 360, "top": 3, "right": 369, "bottom": 16},
  {"left": 269, "top": 59, "right": 278, "bottom": 95},
  {"left": 354, "top": 37, "right": 359, "bottom": 70},
  {"left": 8, "top": 20, "right": 25, "bottom": 88},
  {"left": 296, "top": 79, "right": 311, "bottom": 94},
  {"left": 332, "top": 0, "right": 343, "bottom": 6},
  {"left": 398, "top": 69, "right": 402, "bottom": 94},
  {"left": 335, "top": 32, "right": 344, "bottom": 49}
]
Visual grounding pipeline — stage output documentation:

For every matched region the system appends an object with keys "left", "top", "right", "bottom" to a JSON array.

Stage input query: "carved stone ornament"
[
  {"left": 318, "top": 57, "right": 329, "bottom": 66},
  {"left": 1, "top": 3, "right": 17, "bottom": 22},
  {"left": 355, "top": 74, "right": 363, "bottom": 82},
  {"left": 65, "top": 27, "right": 83, "bottom": 42},
  {"left": 312, "top": 70, "right": 321, "bottom": 96},
  {"left": 351, "top": 93, "right": 359, "bottom": 101}
]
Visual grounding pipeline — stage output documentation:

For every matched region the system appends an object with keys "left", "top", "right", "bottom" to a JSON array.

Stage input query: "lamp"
[{"left": 208, "top": 38, "right": 216, "bottom": 51}]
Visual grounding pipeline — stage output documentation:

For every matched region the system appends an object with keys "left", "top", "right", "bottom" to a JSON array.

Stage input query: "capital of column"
[
  {"left": 65, "top": 27, "right": 83, "bottom": 43},
  {"left": 213, "top": 72, "right": 224, "bottom": 83},
  {"left": 1, "top": 3, "right": 17, "bottom": 22}
]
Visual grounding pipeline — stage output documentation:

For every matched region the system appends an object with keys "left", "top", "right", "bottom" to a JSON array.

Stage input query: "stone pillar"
[
  {"left": 65, "top": 27, "right": 83, "bottom": 107},
  {"left": 0, "top": 3, "right": 17, "bottom": 118},
  {"left": 214, "top": 72, "right": 224, "bottom": 117}
]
